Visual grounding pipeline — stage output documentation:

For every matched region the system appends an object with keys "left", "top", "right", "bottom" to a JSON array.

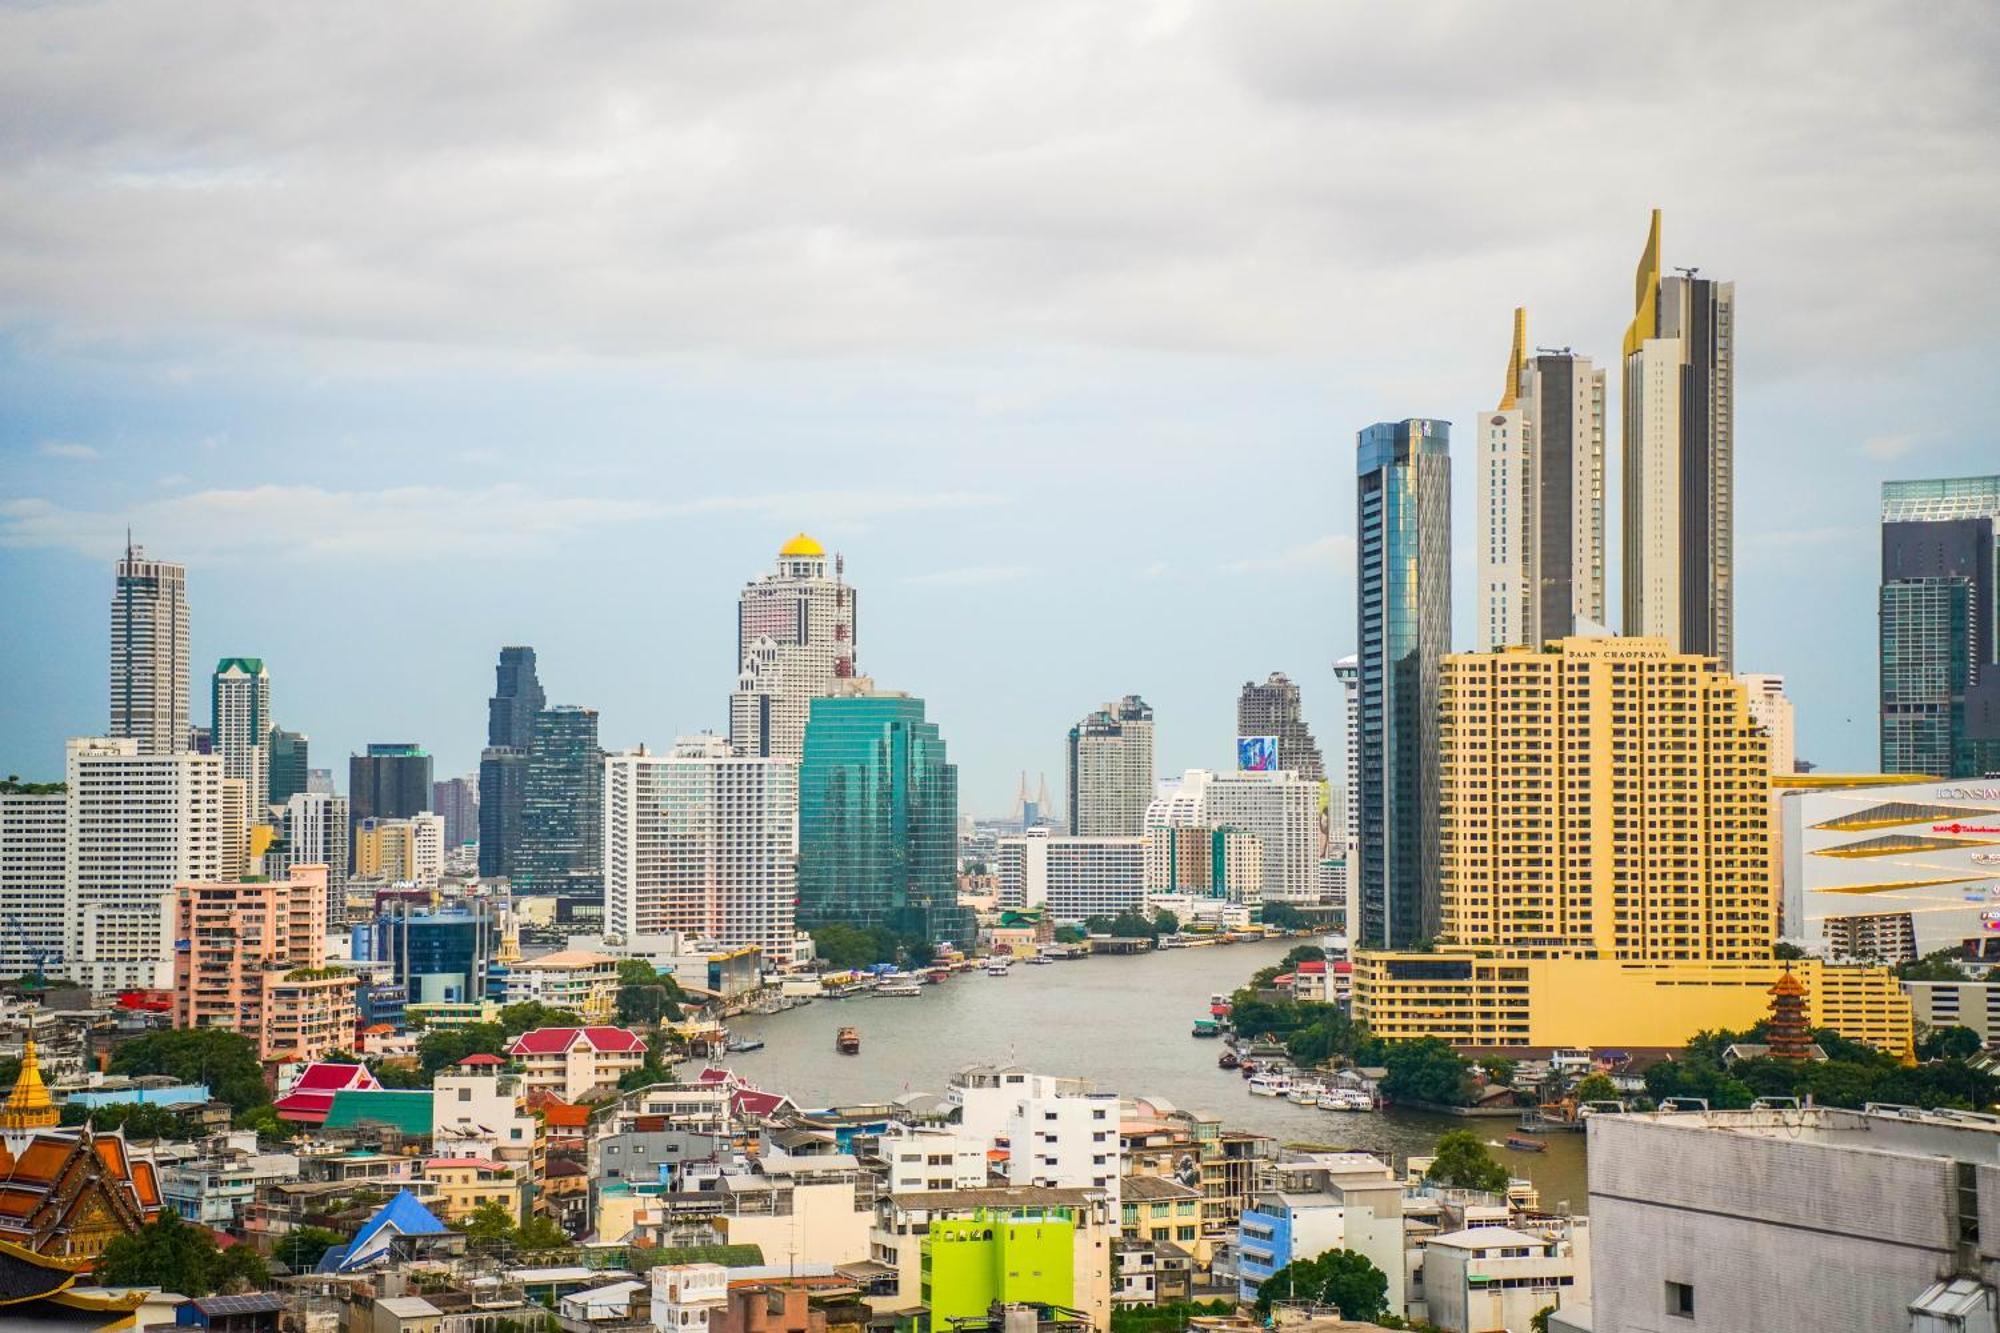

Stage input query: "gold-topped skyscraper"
[{"left": 1621, "top": 210, "right": 1736, "bottom": 668}]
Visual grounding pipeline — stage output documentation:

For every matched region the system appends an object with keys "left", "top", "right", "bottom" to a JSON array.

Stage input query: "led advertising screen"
[{"left": 1237, "top": 735, "right": 1279, "bottom": 773}]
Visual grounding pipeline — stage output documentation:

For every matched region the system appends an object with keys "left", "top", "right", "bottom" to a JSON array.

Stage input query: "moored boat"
[
  {"left": 1192, "top": 1018, "right": 1222, "bottom": 1038},
  {"left": 985, "top": 958, "right": 1012, "bottom": 976},
  {"left": 1219, "top": 1050, "right": 1240, "bottom": 1069},
  {"left": 877, "top": 978, "right": 922, "bottom": 997},
  {"left": 1247, "top": 1072, "right": 1293, "bottom": 1097}
]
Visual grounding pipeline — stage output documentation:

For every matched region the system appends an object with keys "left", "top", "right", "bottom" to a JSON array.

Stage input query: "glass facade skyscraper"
[
  {"left": 1355, "top": 419, "right": 1452, "bottom": 949},
  {"left": 268, "top": 727, "right": 309, "bottom": 806},
  {"left": 797, "top": 692, "right": 970, "bottom": 946},
  {"left": 516, "top": 705, "right": 603, "bottom": 895},
  {"left": 1880, "top": 476, "right": 2000, "bottom": 777},
  {"left": 479, "top": 645, "right": 545, "bottom": 878}
]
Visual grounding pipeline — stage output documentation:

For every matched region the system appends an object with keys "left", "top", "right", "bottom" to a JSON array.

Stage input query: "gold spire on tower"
[
  {"left": 0, "top": 1034, "right": 60, "bottom": 1131},
  {"left": 1498, "top": 306, "right": 1527, "bottom": 411},
  {"left": 1623, "top": 208, "right": 1662, "bottom": 358}
]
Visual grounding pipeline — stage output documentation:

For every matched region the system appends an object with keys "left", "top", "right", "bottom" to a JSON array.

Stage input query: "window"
[{"left": 1665, "top": 1281, "right": 1694, "bottom": 1319}]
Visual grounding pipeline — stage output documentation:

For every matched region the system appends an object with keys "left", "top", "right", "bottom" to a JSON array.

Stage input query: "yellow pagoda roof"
[
  {"left": 779, "top": 532, "right": 825, "bottom": 558},
  {"left": 0, "top": 1039, "right": 58, "bottom": 1131}
]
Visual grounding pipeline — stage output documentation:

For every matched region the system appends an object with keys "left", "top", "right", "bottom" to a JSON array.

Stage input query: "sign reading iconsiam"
[{"left": 1237, "top": 736, "right": 1279, "bottom": 773}]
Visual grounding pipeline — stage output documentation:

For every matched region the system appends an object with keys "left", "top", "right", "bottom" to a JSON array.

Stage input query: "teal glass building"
[
  {"left": 1880, "top": 476, "right": 2000, "bottom": 777},
  {"left": 798, "top": 692, "right": 970, "bottom": 946}
]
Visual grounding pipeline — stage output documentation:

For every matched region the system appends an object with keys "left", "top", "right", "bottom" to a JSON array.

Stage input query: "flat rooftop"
[{"left": 1604, "top": 1104, "right": 2000, "bottom": 1163}]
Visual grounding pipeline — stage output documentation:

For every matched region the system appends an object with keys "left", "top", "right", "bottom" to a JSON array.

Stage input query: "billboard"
[{"left": 1237, "top": 736, "right": 1280, "bottom": 773}]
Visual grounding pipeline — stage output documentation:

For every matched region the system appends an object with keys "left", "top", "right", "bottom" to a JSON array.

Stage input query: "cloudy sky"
[{"left": 2, "top": 1, "right": 1996, "bottom": 813}]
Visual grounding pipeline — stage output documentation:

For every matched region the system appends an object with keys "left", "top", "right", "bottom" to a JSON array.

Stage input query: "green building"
[
  {"left": 922, "top": 1210, "right": 1076, "bottom": 1327},
  {"left": 798, "top": 692, "right": 970, "bottom": 946}
]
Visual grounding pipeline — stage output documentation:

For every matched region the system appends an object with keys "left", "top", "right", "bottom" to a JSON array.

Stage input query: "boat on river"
[
  {"left": 877, "top": 978, "right": 922, "bottom": 998},
  {"left": 985, "top": 958, "right": 1012, "bottom": 976},
  {"left": 725, "top": 1037, "right": 764, "bottom": 1053},
  {"left": 1218, "top": 1050, "right": 1240, "bottom": 1069},
  {"left": 1192, "top": 1017, "right": 1222, "bottom": 1038},
  {"left": 1317, "top": 1089, "right": 1373, "bottom": 1112},
  {"left": 1247, "top": 1072, "right": 1293, "bottom": 1097},
  {"left": 1505, "top": 1134, "right": 1548, "bottom": 1153},
  {"left": 836, "top": 1026, "right": 861, "bottom": 1054}
]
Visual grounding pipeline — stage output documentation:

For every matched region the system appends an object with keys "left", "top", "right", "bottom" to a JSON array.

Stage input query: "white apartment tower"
[
  {"left": 604, "top": 736, "right": 800, "bottom": 966},
  {"left": 1740, "top": 673, "right": 1797, "bottom": 776},
  {"left": 65, "top": 737, "right": 225, "bottom": 990},
  {"left": 1066, "top": 696, "right": 1155, "bottom": 837},
  {"left": 0, "top": 791, "right": 67, "bottom": 979},
  {"left": 728, "top": 534, "right": 857, "bottom": 763},
  {"left": 111, "top": 541, "right": 191, "bottom": 755},
  {"left": 1146, "top": 769, "right": 1319, "bottom": 906},
  {"left": 280, "top": 791, "right": 350, "bottom": 925},
  {"left": 1475, "top": 308, "right": 1607, "bottom": 651},
  {"left": 1622, "top": 210, "right": 1736, "bottom": 667},
  {"left": 211, "top": 658, "right": 272, "bottom": 828},
  {"left": 994, "top": 828, "right": 1145, "bottom": 922}
]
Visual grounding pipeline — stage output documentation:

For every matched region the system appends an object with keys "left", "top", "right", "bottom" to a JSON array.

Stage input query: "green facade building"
[
  {"left": 798, "top": 692, "right": 970, "bottom": 945},
  {"left": 921, "top": 1211, "right": 1076, "bottom": 1327}
]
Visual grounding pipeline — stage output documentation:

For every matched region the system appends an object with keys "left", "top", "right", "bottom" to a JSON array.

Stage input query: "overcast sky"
[{"left": 2, "top": 1, "right": 1996, "bottom": 814}]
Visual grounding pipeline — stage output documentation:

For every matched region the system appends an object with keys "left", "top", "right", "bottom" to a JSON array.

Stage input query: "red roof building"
[
  {"left": 504, "top": 1028, "right": 647, "bottom": 1101},
  {"left": 273, "top": 1062, "right": 383, "bottom": 1124}
]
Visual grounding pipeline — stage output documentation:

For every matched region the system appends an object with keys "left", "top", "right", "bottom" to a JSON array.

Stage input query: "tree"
[
  {"left": 1531, "top": 1306, "right": 1555, "bottom": 1333},
  {"left": 618, "top": 1056, "right": 673, "bottom": 1093},
  {"left": 1424, "top": 1130, "right": 1509, "bottom": 1192},
  {"left": 1260, "top": 902, "right": 1307, "bottom": 931},
  {"left": 1281, "top": 944, "right": 1327, "bottom": 969},
  {"left": 320, "top": 1049, "right": 361, "bottom": 1064},
  {"left": 1253, "top": 1248, "right": 1388, "bottom": 1319},
  {"left": 372, "top": 1062, "right": 432, "bottom": 1089},
  {"left": 617, "top": 982, "right": 682, "bottom": 1027},
  {"left": 61, "top": 1100, "right": 192, "bottom": 1140},
  {"left": 1772, "top": 940, "right": 1808, "bottom": 960},
  {"left": 418, "top": 1022, "right": 509, "bottom": 1075},
  {"left": 514, "top": 1215, "right": 571, "bottom": 1251},
  {"left": 1480, "top": 1056, "right": 1518, "bottom": 1087},
  {"left": 1899, "top": 948, "right": 1971, "bottom": 982},
  {"left": 457, "top": 1200, "right": 518, "bottom": 1248},
  {"left": 616, "top": 958, "right": 663, "bottom": 986},
  {"left": 812, "top": 923, "right": 882, "bottom": 970},
  {"left": 1381, "top": 1038, "right": 1474, "bottom": 1106},
  {"left": 1919, "top": 1024, "right": 1985, "bottom": 1062},
  {"left": 1152, "top": 908, "right": 1181, "bottom": 936},
  {"left": 108, "top": 1029, "right": 268, "bottom": 1110},
  {"left": 1571, "top": 1072, "right": 1619, "bottom": 1104},
  {"left": 499, "top": 1003, "right": 584, "bottom": 1036},
  {"left": 1054, "top": 925, "right": 1086, "bottom": 945},
  {"left": 234, "top": 1103, "right": 288, "bottom": 1140},
  {"left": 96, "top": 1212, "right": 267, "bottom": 1296},
  {"left": 278, "top": 1226, "right": 345, "bottom": 1273}
]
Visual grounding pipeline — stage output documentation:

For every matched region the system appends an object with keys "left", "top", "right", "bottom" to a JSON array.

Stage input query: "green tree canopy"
[
  {"left": 456, "top": 1200, "right": 518, "bottom": 1248},
  {"left": 108, "top": 1029, "right": 269, "bottom": 1109},
  {"left": 499, "top": 1003, "right": 584, "bottom": 1036},
  {"left": 59, "top": 1101, "right": 193, "bottom": 1140},
  {"left": 418, "top": 1022, "right": 509, "bottom": 1075},
  {"left": 1899, "top": 948, "right": 1971, "bottom": 982},
  {"left": 1425, "top": 1130, "right": 1510, "bottom": 1192},
  {"left": 1571, "top": 1072, "right": 1619, "bottom": 1104},
  {"left": 277, "top": 1226, "right": 345, "bottom": 1273},
  {"left": 1259, "top": 902, "right": 1308, "bottom": 930},
  {"left": 1380, "top": 1038, "right": 1474, "bottom": 1106},
  {"left": 1919, "top": 1025, "right": 1985, "bottom": 1062},
  {"left": 1252, "top": 1248, "right": 1389, "bottom": 1318},
  {"left": 97, "top": 1212, "right": 270, "bottom": 1296}
]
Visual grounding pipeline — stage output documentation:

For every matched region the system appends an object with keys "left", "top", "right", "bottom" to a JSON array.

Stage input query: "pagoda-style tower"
[
  {"left": 0, "top": 1037, "right": 60, "bottom": 1132},
  {"left": 1766, "top": 967, "right": 1813, "bottom": 1062}
]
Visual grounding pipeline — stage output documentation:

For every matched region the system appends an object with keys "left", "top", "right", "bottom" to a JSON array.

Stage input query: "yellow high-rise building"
[{"left": 1438, "top": 636, "right": 1774, "bottom": 961}]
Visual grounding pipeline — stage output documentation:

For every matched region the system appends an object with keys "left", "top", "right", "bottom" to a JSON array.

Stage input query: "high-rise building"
[
  {"left": 1235, "top": 674, "right": 1324, "bottom": 781},
  {"left": 1475, "top": 308, "right": 1607, "bottom": 650},
  {"left": 279, "top": 791, "right": 349, "bottom": 926},
  {"left": 0, "top": 788, "right": 67, "bottom": 980},
  {"left": 729, "top": 535, "right": 858, "bottom": 762},
  {"left": 211, "top": 658, "right": 271, "bottom": 829},
  {"left": 172, "top": 864, "right": 355, "bottom": 1064},
  {"left": 353, "top": 814, "right": 445, "bottom": 889},
  {"left": 306, "top": 768, "right": 335, "bottom": 795},
  {"left": 1066, "top": 696, "right": 1154, "bottom": 837},
  {"left": 1436, "top": 636, "right": 1775, "bottom": 962},
  {"left": 1878, "top": 475, "right": 2000, "bottom": 777},
  {"left": 1139, "top": 825, "right": 1263, "bottom": 904},
  {"left": 349, "top": 743, "right": 433, "bottom": 829},
  {"left": 110, "top": 540, "right": 190, "bottom": 755},
  {"left": 797, "top": 690, "right": 967, "bottom": 944},
  {"left": 515, "top": 706, "right": 603, "bottom": 895},
  {"left": 64, "top": 737, "right": 225, "bottom": 991},
  {"left": 1355, "top": 418, "right": 1451, "bottom": 949},
  {"left": 1739, "top": 673, "right": 1796, "bottom": 776},
  {"left": 1621, "top": 210, "right": 1735, "bottom": 667},
  {"left": 1146, "top": 769, "right": 1318, "bottom": 907},
  {"left": 268, "top": 727, "right": 309, "bottom": 806},
  {"left": 432, "top": 776, "right": 479, "bottom": 849},
  {"left": 604, "top": 736, "right": 800, "bottom": 966},
  {"left": 993, "top": 829, "right": 1144, "bottom": 922},
  {"left": 479, "top": 646, "right": 545, "bottom": 879}
]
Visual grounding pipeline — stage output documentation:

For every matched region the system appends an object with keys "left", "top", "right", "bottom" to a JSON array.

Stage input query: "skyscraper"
[
  {"left": 1879, "top": 475, "right": 2000, "bottom": 776},
  {"left": 797, "top": 690, "right": 967, "bottom": 945},
  {"left": 432, "top": 776, "right": 479, "bottom": 849},
  {"left": 1475, "top": 308, "right": 1606, "bottom": 650},
  {"left": 729, "top": 535, "right": 858, "bottom": 762},
  {"left": 1355, "top": 418, "right": 1451, "bottom": 949},
  {"left": 1235, "top": 674, "right": 1325, "bottom": 780},
  {"left": 604, "top": 736, "right": 800, "bottom": 966},
  {"left": 515, "top": 706, "right": 603, "bottom": 895},
  {"left": 1739, "top": 673, "right": 1796, "bottom": 776},
  {"left": 110, "top": 540, "right": 190, "bottom": 755},
  {"left": 1146, "top": 768, "right": 1319, "bottom": 907},
  {"left": 279, "top": 790, "right": 349, "bottom": 926},
  {"left": 212, "top": 658, "right": 271, "bottom": 827},
  {"left": 1621, "top": 210, "right": 1736, "bottom": 667},
  {"left": 268, "top": 727, "right": 310, "bottom": 806},
  {"left": 349, "top": 744, "right": 433, "bottom": 827},
  {"left": 478, "top": 646, "right": 544, "bottom": 879},
  {"left": 1065, "top": 696, "right": 1154, "bottom": 836}
]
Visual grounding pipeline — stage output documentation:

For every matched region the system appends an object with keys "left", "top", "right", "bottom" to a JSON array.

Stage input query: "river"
[{"left": 719, "top": 937, "right": 1590, "bottom": 1212}]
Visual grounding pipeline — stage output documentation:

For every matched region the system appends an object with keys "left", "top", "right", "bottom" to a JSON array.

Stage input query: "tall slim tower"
[
  {"left": 1066, "top": 696, "right": 1155, "bottom": 837},
  {"left": 515, "top": 706, "right": 603, "bottom": 896},
  {"left": 212, "top": 658, "right": 272, "bottom": 827},
  {"left": 110, "top": 540, "right": 190, "bottom": 755},
  {"left": 1621, "top": 210, "right": 1736, "bottom": 667},
  {"left": 1355, "top": 419, "right": 1451, "bottom": 949},
  {"left": 479, "top": 645, "right": 545, "bottom": 879},
  {"left": 730, "top": 535, "right": 858, "bottom": 762},
  {"left": 1476, "top": 308, "right": 1607, "bottom": 649},
  {"left": 1879, "top": 476, "right": 2000, "bottom": 776}
]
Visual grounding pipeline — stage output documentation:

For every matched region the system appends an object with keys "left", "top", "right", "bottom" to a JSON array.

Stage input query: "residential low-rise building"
[
  {"left": 1422, "top": 1221, "right": 1588, "bottom": 1333},
  {"left": 507, "top": 1026, "right": 649, "bottom": 1101},
  {"left": 502, "top": 950, "right": 621, "bottom": 1022},
  {"left": 876, "top": 1124, "right": 989, "bottom": 1193},
  {"left": 1119, "top": 1174, "right": 1202, "bottom": 1251},
  {"left": 1235, "top": 1152, "right": 1404, "bottom": 1311},
  {"left": 1113, "top": 1237, "right": 1191, "bottom": 1308},
  {"left": 420, "top": 1157, "right": 526, "bottom": 1224}
]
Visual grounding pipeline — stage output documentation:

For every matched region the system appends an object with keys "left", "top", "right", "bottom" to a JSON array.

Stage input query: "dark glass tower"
[
  {"left": 349, "top": 743, "right": 433, "bottom": 823},
  {"left": 515, "top": 705, "right": 603, "bottom": 896},
  {"left": 797, "top": 692, "right": 970, "bottom": 946},
  {"left": 1880, "top": 477, "right": 2000, "bottom": 777},
  {"left": 478, "top": 646, "right": 545, "bottom": 878},
  {"left": 268, "top": 727, "right": 310, "bottom": 805},
  {"left": 1356, "top": 419, "right": 1451, "bottom": 949}
]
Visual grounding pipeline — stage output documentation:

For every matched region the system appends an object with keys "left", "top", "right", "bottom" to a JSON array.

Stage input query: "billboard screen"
[{"left": 1237, "top": 736, "right": 1280, "bottom": 773}]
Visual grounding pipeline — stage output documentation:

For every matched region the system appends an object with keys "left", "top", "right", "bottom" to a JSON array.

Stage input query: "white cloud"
[
  {"left": 1224, "top": 534, "right": 1354, "bottom": 576},
  {"left": 900, "top": 564, "right": 1033, "bottom": 588},
  {"left": 36, "top": 441, "right": 98, "bottom": 460}
]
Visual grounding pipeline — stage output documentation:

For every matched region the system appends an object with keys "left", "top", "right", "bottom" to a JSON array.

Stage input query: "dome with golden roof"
[{"left": 778, "top": 533, "right": 825, "bottom": 558}]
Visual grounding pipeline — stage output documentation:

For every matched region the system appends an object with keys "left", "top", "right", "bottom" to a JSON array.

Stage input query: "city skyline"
[{"left": 4, "top": 6, "right": 1997, "bottom": 814}]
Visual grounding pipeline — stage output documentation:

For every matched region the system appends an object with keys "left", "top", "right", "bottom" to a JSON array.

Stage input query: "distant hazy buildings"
[
  {"left": 604, "top": 736, "right": 800, "bottom": 966},
  {"left": 110, "top": 541, "right": 190, "bottom": 755},
  {"left": 1235, "top": 674, "right": 1324, "bottom": 781},
  {"left": 1475, "top": 307, "right": 1606, "bottom": 650},
  {"left": 349, "top": 743, "right": 433, "bottom": 827},
  {"left": 432, "top": 775, "right": 478, "bottom": 849},
  {"left": 268, "top": 727, "right": 309, "bottom": 806},
  {"left": 797, "top": 690, "right": 967, "bottom": 945},
  {"left": 1621, "top": 210, "right": 1735, "bottom": 668},
  {"left": 1066, "top": 696, "right": 1155, "bottom": 837},
  {"left": 478, "top": 645, "right": 544, "bottom": 879},
  {"left": 730, "top": 535, "right": 858, "bottom": 763},
  {"left": 1878, "top": 475, "right": 2000, "bottom": 777},
  {"left": 211, "top": 658, "right": 271, "bottom": 829},
  {"left": 1355, "top": 418, "right": 1451, "bottom": 949},
  {"left": 515, "top": 706, "right": 603, "bottom": 896},
  {"left": 1146, "top": 769, "right": 1317, "bottom": 907},
  {"left": 278, "top": 791, "right": 349, "bottom": 925}
]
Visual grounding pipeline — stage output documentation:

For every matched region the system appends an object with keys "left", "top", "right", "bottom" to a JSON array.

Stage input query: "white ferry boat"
[
  {"left": 877, "top": 977, "right": 923, "bottom": 997},
  {"left": 1247, "top": 1072, "right": 1293, "bottom": 1097},
  {"left": 985, "top": 958, "right": 1013, "bottom": 976}
]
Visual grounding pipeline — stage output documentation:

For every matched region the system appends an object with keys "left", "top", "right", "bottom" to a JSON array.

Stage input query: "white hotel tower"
[{"left": 728, "top": 534, "right": 857, "bottom": 763}]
